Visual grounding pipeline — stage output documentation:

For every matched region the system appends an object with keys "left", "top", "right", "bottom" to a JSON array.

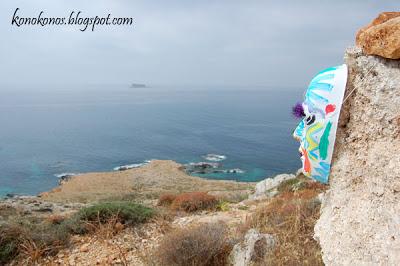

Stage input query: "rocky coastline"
[
  {"left": 0, "top": 160, "right": 255, "bottom": 217},
  {"left": 1, "top": 160, "right": 313, "bottom": 265}
]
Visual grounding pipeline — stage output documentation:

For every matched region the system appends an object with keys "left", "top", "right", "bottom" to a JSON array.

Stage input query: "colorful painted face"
[{"left": 293, "top": 65, "right": 348, "bottom": 183}]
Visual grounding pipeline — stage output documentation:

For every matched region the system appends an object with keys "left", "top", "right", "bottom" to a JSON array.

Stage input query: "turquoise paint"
[{"left": 319, "top": 121, "right": 332, "bottom": 160}]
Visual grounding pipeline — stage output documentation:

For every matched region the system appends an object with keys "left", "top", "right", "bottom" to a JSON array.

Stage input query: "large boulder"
[
  {"left": 249, "top": 173, "right": 295, "bottom": 199},
  {"left": 314, "top": 47, "right": 400, "bottom": 265},
  {"left": 229, "top": 229, "right": 275, "bottom": 266},
  {"left": 356, "top": 12, "right": 400, "bottom": 59}
]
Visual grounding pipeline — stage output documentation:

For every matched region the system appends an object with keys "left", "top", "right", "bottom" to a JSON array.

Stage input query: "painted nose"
[{"left": 293, "top": 120, "right": 305, "bottom": 140}]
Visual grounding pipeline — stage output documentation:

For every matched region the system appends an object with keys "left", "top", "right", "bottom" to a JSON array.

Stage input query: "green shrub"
[
  {"left": 0, "top": 202, "right": 154, "bottom": 263},
  {"left": 73, "top": 201, "right": 154, "bottom": 229},
  {"left": 216, "top": 201, "right": 230, "bottom": 212}
]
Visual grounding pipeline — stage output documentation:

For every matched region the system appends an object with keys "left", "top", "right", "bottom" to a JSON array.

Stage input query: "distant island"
[{"left": 130, "top": 83, "right": 147, "bottom": 88}]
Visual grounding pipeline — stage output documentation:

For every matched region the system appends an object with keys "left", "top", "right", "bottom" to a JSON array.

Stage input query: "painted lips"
[{"left": 301, "top": 147, "right": 311, "bottom": 174}]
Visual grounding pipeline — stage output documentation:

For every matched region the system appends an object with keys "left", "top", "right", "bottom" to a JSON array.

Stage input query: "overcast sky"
[{"left": 0, "top": 1, "right": 398, "bottom": 88}]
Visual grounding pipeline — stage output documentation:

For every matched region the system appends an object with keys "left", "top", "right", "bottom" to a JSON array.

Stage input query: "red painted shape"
[
  {"left": 302, "top": 148, "right": 311, "bottom": 173},
  {"left": 325, "top": 104, "right": 336, "bottom": 114}
]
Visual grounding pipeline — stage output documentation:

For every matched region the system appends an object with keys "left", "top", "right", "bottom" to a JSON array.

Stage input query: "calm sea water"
[{"left": 0, "top": 85, "right": 302, "bottom": 196}]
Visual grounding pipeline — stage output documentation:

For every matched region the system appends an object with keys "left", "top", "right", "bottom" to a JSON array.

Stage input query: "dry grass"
[
  {"left": 84, "top": 214, "right": 124, "bottom": 240},
  {"left": 19, "top": 238, "right": 54, "bottom": 264},
  {"left": 158, "top": 191, "right": 219, "bottom": 213},
  {"left": 245, "top": 180, "right": 326, "bottom": 266},
  {"left": 0, "top": 224, "right": 24, "bottom": 264},
  {"left": 170, "top": 192, "right": 218, "bottom": 212},
  {"left": 152, "top": 222, "right": 234, "bottom": 266},
  {"left": 0, "top": 219, "right": 70, "bottom": 265},
  {"left": 0, "top": 201, "right": 154, "bottom": 264}
]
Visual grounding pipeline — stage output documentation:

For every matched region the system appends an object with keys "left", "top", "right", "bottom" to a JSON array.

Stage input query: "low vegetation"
[
  {"left": 276, "top": 174, "right": 326, "bottom": 194},
  {"left": 0, "top": 218, "right": 70, "bottom": 264},
  {"left": 153, "top": 222, "right": 234, "bottom": 266},
  {"left": 0, "top": 201, "right": 154, "bottom": 264},
  {"left": 157, "top": 194, "right": 177, "bottom": 206},
  {"left": 153, "top": 181, "right": 326, "bottom": 265},
  {"left": 1, "top": 176, "right": 326, "bottom": 265},
  {"left": 216, "top": 200, "right": 230, "bottom": 212},
  {"left": 76, "top": 201, "right": 154, "bottom": 225},
  {"left": 245, "top": 177, "right": 326, "bottom": 265},
  {"left": 158, "top": 192, "right": 218, "bottom": 212},
  {"left": 0, "top": 224, "right": 22, "bottom": 264}
]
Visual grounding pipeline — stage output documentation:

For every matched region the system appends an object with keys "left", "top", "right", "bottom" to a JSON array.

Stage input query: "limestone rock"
[
  {"left": 0, "top": 195, "right": 85, "bottom": 219},
  {"left": 229, "top": 229, "right": 275, "bottom": 266},
  {"left": 356, "top": 12, "right": 400, "bottom": 59},
  {"left": 314, "top": 47, "right": 400, "bottom": 265},
  {"left": 249, "top": 173, "right": 295, "bottom": 199}
]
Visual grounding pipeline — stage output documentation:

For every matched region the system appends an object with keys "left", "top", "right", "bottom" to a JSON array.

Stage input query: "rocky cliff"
[{"left": 314, "top": 46, "right": 400, "bottom": 265}]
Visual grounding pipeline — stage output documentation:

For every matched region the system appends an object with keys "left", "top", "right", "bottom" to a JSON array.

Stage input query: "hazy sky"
[{"left": 0, "top": 1, "right": 398, "bottom": 88}]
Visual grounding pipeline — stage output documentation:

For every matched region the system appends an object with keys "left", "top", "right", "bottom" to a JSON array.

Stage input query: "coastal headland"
[{"left": 40, "top": 160, "right": 255, "bottom": 203}]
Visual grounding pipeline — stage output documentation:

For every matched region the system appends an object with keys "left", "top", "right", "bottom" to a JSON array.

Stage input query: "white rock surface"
[
  {"left": 250, "top": 173, "right": 296, "bottom": 199},
  {"left": 229, "top": 229, "right": 275, "bottom": 266},
  {"left": 314, "top": 47, "right": 400, "bottom": 265}
]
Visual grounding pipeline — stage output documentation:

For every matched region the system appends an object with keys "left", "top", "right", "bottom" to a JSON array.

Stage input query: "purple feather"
[{"left": 292, "top": 102, "right": 305, "bottom": 118}]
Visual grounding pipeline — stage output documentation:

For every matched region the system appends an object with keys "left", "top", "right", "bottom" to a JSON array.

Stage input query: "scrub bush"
[
  {"left": 245, "top": 186, "right": 325, "bottom": 265},
  {"left": 0, "top": 219, "right": 70, "bottom": 264},
  {"left": 157, "top": 194, "right": 177, "bottom": 206},
  {"left": 154, "top": 222, "right": 233, "bottom": 266},
  {"left": 171, "top": 192, "right": 218, "bottom": 212},
  {"left": 70, "top": 201, "right": 154, "bottom": 233}
]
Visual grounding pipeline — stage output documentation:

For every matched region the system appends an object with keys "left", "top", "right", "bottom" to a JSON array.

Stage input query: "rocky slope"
[
  {"left": 314, "top": 46, "right": 400, "bottom": 265},
  {"left": 2, "top": 165, "right": 323, "bottom": 265},
  {"left": 1, "top": 174, "right": 286, "bottom": 266}
]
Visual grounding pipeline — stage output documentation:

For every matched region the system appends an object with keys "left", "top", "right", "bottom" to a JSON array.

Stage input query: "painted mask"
[{"left": 293, "top": 64, "right": 348, "bottom": 183}]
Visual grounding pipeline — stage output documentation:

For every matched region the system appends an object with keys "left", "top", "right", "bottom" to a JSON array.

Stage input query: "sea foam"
[
  {"left": 113, "top": 160, "right": 152, "bottom": 171},
  {"left": 202, "top": 154, "right": 227, "bottom": 162}
]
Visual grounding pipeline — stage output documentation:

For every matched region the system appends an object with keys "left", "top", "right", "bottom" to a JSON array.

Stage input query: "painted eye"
[{"left": 305, "top": 114, "right": 316, "bottom": 125}]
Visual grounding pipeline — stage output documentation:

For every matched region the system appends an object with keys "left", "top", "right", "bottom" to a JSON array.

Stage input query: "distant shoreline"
[{"left": 36, "top": 160, "right": 255, "bottom": 203}]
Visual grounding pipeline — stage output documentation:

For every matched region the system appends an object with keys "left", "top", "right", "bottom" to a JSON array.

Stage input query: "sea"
[{"left": 0, "top": 85, "right": 303, "bottom": 196}]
